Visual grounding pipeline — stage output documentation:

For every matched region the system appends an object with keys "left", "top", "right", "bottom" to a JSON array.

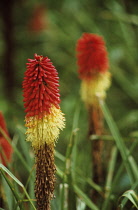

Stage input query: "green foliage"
[
  {"left": 119, "top": 190, "right": 138, "bottom": 209},
  {"left": 0, "top": 164, "right": 36, "bottom": 210}
]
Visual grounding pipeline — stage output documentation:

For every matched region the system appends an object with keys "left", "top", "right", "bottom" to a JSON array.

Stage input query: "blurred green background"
[
  {"left": 0, "top": 0, "right": 138, "bottom": 134},
  {"left": 0, "top": 0, "right": 138, "bottom": 209}
]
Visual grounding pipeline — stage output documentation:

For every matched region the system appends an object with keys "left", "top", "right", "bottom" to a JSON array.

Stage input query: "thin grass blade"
[
  {"left": 100, "top": 101, "right": 138, "bottom": 184},
  {"left": 119, "top": 190, "right": 138, "bottom": 209},
  {"left": 0, "top": 164, "right": 36, "bottom": 209},
  {"left": 74, "top": 184, "right": 99, "bottom": 210}
]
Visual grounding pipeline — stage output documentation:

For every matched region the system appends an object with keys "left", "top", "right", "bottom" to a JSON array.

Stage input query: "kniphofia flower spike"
[
  {"left": 76, "top": 33, "right": 111, "bottom": 105},
  {"left": 23, "top": 54, "right": 65, "bottom": 209},
  {"left": 0, "top": 111, "right": 13, "bottom": 166},
  {"left": 23, "top": 53, "right": 65, "bottom": 148},
  {"left": 76, "top": 33, "right": 111, "bottom": 203}
]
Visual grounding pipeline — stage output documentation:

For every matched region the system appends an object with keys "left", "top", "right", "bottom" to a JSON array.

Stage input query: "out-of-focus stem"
[{"left": 88, "top": 105, "right": 105, "bottom": 203}]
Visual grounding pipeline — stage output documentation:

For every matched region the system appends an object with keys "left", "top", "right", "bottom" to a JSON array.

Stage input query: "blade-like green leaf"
[
  {"left": 0, "top": 164, "right": 36, "bottom": 210},
  {"left": 1, "top": 175, "right": 14, "bottom": 209},
  {"left": 55, "top": 150, "right": 66, "bottom": 162},
  {"left": 59, "top": 183, "right": 69, "bottom": 210},
  {"left": 1, "top": 167, "right": 23, "bottom": 209},
  {"left": 100, "top": 101, "right": 138, "bottom": 184},
  {"left": 16, "top": 125, "right": 32, "bottom": 165},
  {"left": 0, "top": 163, "right": 23, "bottom": 187},
  {"left": 0, "top": 127, "right": 31, "bottom": 172},
  {"left": 102, "top": 140, "right": 138, "bottom": 210},
  {"left": 74, "top": 184, "right": 99, "bottom": 210},
  {"left": 105, "top": 146, "right": 118, "bottom": 198},
  {"left": 120, "top": 190, "right": 138, "bottom": 209}
]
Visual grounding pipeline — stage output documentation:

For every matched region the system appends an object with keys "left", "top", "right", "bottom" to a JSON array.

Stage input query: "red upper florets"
[
  {"left": 0, "top": 111, "right": 13, "bottom": 166},
  {"left": 76, "top": 33, "right": 109, "bottom": 80},
  {"left": 23, "top": 54, "right": 60, "bottom": 118}
]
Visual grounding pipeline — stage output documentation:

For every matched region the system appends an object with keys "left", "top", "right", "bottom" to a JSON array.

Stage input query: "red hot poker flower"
[
  {"left": 76, "top": 33, "right": 109, "bottom": 80},
  {"left": 23, "top": 54, "right": 65, "bottom": 209},
  {"left": 76, "top": 34, "right": 111, "bottom": 201},
  {"left": 0, "top": 111, "right": 13, "bottom": 166},
  {"left": 23, "top": 54, "right": 65, "bottom": 149},
  {"left": 23, "top": 53, "right": 60, "bottom": 119}
]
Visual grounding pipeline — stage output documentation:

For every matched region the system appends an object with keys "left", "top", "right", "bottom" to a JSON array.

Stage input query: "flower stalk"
[
  {"left": 23, "top": 54, "right": 65, "bottom": 209},
  {"left": 35, "top": 143, "right": 56, "bottom": 209},
  {"left": 76, "top": 33, "right": 111, "bottom": 203}
]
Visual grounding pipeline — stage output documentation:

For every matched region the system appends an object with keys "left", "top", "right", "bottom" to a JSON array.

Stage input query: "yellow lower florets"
[
  {"left": 25, "top": 105, "right": 65, "bottom": 149},
  {"left": 81, "top": 72, "right": 111, "bottom": 106}
]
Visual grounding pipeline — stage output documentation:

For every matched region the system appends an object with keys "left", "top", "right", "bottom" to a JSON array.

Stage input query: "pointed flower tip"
[
  {"left": 34, "top": 53, "right": 43, "bottom": 61},
  {"left": 76, "top": 33, "right": 109, "bottom": 80}
]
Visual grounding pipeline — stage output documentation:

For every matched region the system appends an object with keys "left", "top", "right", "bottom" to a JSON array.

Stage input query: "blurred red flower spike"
[
  {"left": 28, "top": 4, "right": 48, "bottom": 32},
  {"left": 0, "top": 112, "right": 13, "bottom": 166},
  {"left": 76, "top": 33, "right": 109, "bottom": 80}
]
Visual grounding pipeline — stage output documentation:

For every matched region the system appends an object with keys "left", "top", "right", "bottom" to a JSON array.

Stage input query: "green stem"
[{"left": 104, "top": 146, "right": 118, "bottom": 198}]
